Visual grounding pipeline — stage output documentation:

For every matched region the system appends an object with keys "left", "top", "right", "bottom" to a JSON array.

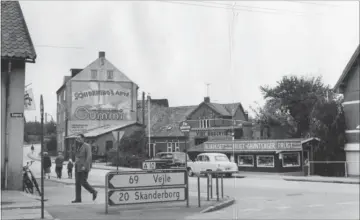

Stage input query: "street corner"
[{"left": 200, "top": 196, "right": 236, "bottom": 213}]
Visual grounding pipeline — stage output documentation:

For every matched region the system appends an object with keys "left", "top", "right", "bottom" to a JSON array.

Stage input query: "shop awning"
[
  {"left": 66, "top": 121, "right": 141, "bottom": 138},
  {"left": 187, "top": 138, "right": 320, "bottom": 153}
]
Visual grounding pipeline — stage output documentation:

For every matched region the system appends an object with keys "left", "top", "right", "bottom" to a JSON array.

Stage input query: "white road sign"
[
  {"left": 142, "top": 161, "right": 156, "bottom": 170},
  {"left": 108, "top": 188, "right": 186, "bottom": 205},
  {"left": 108, "top": 171, "right": 186, "bottom": 188},
  {"left": 112, "top": 131, "right": 124, "bottom": 142}
]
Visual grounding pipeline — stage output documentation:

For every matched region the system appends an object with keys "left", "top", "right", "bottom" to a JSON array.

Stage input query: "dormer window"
[
  {"left": 107, "top": 70, "right": 114, "bottom": 80},
  {"left": 91, "top": 70, "right": 97, "bottom": 80}
]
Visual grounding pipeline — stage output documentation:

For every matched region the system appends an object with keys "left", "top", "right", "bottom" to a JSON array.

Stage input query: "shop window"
[
  {"left": 238, "top": 155, "right": 254, "bottom": 167},
  {"left": 282, "top": 152, "right": 300, "bottom": 167},
  {"left": 256, "top": 155, "right": 274, "bottom": 168}
]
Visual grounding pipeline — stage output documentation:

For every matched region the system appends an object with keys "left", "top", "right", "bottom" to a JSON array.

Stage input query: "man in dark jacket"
[
  {"left": 43, "top": 152, "right": 52, "bottom": 179},
  {"left": 55, "top": 152, "right": 64, "bottom": 179},
  {"left": 72, "top": 134, "right": 98, "bottom": 203}
]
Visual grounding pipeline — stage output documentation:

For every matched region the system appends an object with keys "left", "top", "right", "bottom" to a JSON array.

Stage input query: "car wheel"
[{"left": 187, "top": 168, "right": 194, "bottom": 177}]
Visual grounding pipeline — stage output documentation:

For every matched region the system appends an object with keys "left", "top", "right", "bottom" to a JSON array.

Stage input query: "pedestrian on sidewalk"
[
  {"left": 72, "top": 134, "right": 98, "bottom": 203},
  {"left": 55, "top": 152, "right": 64, "bottom": 179},
  {"left": 43, "top": 152, "right": 52, "bottom": 179},
  {"left": 67, "top": 159, "right": 74, "bottom": 179},
  {"left": 31, "top": 144, "right": 34, "bottom": 154}
]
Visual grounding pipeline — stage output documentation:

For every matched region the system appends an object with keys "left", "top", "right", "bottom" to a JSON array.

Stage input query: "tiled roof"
[
  {"left": 137, "top": 99, "right": 246, "bottom": 137},
  {"left": 1, "top": 1, "right": 37, "bottom": 62}
]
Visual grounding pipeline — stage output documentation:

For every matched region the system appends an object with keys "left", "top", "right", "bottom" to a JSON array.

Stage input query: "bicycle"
[{"left": 23, "top": 161, "right": 42, "bottom": 196}]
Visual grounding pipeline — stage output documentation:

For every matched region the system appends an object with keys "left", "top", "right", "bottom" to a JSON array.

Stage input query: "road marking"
[
  {"left": 307, "top": 204, "right": 324, "bottom": 208},
  {"left": 336, "top": 201, "right": 359, "bottom": 205},
  {"left": 239, "top": 208, "right": 262, "bottom": 212}
]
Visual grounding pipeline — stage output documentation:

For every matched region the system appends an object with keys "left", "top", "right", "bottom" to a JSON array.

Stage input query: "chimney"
[
  {"left": 99, "top": 51, "right": 105, "bottom": 58},
  {"left": 204, "top": 97, "right": 210, "bottom": 103}
]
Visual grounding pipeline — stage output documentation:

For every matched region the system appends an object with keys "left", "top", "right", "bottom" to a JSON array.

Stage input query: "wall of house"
[
  {"left": 1, "top": 65, "right": 7, "bottom": 187},
  {"left": 342, "top": 57, "right": 360, "bottom": 176},
  {"left": 150, "top": 137, "right": 187, "bottom": 155},
  {"left": 1, "top": 60, "right": 26, "bottom": 190}
]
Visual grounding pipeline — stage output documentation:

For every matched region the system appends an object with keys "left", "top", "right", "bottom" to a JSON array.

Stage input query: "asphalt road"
[{"left": 24, "top": 144, "right": 360, "bottom": 219}]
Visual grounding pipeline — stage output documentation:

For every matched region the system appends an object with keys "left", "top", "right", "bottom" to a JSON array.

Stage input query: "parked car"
[
  {"left": 187, "top": 153, "right": 238, "bottom": 177},
  {"left": 143, "top": 152, "right": 192, "bottom": 169}
]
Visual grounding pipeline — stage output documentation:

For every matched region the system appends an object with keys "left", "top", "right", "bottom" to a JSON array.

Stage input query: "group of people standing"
[{"left": 42, "top": 151, "right": 74, "bottom": 179}]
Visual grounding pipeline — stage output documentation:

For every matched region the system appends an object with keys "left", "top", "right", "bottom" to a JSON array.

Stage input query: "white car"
[{"left": 187, "top": 153, "right": 238, "bottom": 177}]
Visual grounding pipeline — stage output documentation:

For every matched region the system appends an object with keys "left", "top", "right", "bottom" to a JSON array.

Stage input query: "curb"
[
  {"left": 283, "top": 178, "right": 360, "bottom": 185},
  {"left": 200, "top": 197, "right": 235, "bottom": 213}
]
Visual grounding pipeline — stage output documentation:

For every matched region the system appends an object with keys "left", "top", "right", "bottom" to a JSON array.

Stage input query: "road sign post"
[
  {"left": 40, "top": 95, "right": 44, "bottom": 219},
  {"left": 105, "top": 169, "right": 187, "bottom": 214},
  {"left": 179, "top": 121, "right": 191, "bottom": 208},
  {"left": 112, "top": 131, "right": 124, "bottom": 171}
]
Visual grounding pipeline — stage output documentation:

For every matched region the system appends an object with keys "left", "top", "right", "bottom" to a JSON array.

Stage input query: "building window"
[
  {"left": 281, "top": 152, "right": 300, "bottom": 167},
  {"left": 238, "top": 155, "right": 254, "bottom": 167},
  {"left": 174, "top": 142, "right": 180, "bottom": 152},
  {"left": 167, "top": 142, "right": 173, "bottom": 152},
  {"left": 107, "top": 70, "right": 114, "bottom": 80},
  {"left": 63, "top": 90, "right": 66, "bottom": 101},
  {"left": 199, "top": 118, "right": 210, "bottom": 128},
  {"left": 256, "top": 155, "right": 274, "bottom": 168},
  {"left": 91, "top": 70, "right": 97, "bottom": 80},
  {"left": 63, "top": 113, "right": 66, "bottom": 121}
]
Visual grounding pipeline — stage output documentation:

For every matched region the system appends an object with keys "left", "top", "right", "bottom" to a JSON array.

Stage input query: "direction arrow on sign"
[
  {"left": 112, "top": 131, "right": 124, "bottom": 142},
  {"left": 108, "top": 188, "right": 186, "bottom": 206}
]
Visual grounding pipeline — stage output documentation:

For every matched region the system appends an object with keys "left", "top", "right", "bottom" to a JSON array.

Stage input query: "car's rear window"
[
  {"left": 215, "top": 155, "right": 230, "bottom": 161},
  {"left": 155, "top": 153, "right": 173, "bottom": 159}
]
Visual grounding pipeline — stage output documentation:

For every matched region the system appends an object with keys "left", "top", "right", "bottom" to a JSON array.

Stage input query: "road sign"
[
  {"left": 179, "top": 121, "right": 191, "bottom": 133},
  {"left": 10, "top": 113, "right": 24, "bottom": 118},
  {"left": 108, "top": 170, "right": 186, "bottom": 189},
  {"left": 142, "top": 161, "right": 156, "bottom": 170},
  {"left": 108, "top": 188, "right": 186, "bottom": 206},
  {"left": 112, "top": 131, "right": 124, "bottom": 142}
]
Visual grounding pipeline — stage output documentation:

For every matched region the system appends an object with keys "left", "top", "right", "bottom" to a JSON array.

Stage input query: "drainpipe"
[{"left": 4, "top": 60, "right": 12, "bottom": 189}]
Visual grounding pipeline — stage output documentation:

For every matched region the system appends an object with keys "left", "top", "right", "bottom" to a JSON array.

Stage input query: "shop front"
[{"left": 188, "top": 138, "right": 319, "bottom": 174}]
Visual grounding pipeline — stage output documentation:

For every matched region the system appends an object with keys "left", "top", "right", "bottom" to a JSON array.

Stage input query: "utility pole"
[{"left": 40, "top": 95, "right": 45, "bottom": 219}]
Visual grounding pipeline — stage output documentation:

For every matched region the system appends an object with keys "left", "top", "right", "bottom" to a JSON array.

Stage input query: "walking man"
[
  {"left": 55, "top": 152, "right": 64, "bottom": 179},
  {"left": 72, "top": 134, "right": 98, "bottom": 203}
]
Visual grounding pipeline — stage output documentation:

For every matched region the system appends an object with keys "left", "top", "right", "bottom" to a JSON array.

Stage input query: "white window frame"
[
  {"left": 174, "top": 142, "right": 180, "bottom": 152},
  {"left": 256, "top": 155, "right": 275, "bottom": 168},
  {"left": 281, "top": 152, "right": 301, "bottom": 168},
  {"left": 107, "top": 70, "right": 114, "bottom": 80},
  {"left": 63, "top": 90, "right": 66, "bottom": 101},
  {"left": 167, "top": 142, "right": 173, "bottom": 152},
  {"left": 91, "top": 70, "right": 97, "bottom": 80},
  {"left": 238, "top": 155, "right": 255, "bottom": 167}
]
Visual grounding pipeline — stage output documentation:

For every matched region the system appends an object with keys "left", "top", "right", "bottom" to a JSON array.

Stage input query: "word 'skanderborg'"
[{"left": 74, "top": 90, "right": 130, "bottom": 100}]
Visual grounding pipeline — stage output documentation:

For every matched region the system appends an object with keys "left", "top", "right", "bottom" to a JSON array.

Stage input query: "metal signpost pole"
[
  {"left": 117, "top": 132, "right": 120, "bottom": 172},
  {"left": 185, "top": 134, "right": 189, "bottom": 208},
  {"left": 40, "top": 95, "right": 44, "bottom": 219}
]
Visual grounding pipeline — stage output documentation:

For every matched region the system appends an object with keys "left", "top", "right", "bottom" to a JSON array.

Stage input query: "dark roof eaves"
[{"left": 333, "top": 44, "right": 360, "bottom": 91}]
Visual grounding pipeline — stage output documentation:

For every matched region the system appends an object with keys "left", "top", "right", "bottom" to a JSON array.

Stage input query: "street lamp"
[
  {"left": 147, "top": 94, "right": 151, "bottom": 158},
  {"left": 40, "top": 95, "right": 45, "bottom": 219}
]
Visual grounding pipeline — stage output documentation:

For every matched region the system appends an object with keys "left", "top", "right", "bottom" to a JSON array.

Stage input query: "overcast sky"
[{"left": 20, "top": 1, "right": 359, "bottom": 122}]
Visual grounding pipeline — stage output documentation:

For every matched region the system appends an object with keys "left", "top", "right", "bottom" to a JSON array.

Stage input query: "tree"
[{"left": 260, "top": 75, "right": 330, "bottom": 138}]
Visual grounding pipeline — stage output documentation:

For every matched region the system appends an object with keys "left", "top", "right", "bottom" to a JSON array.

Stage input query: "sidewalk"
[
  {"left": 283, "top": 175, "right": 360, "bottom": 184},
  {"left": 2, "top": 190, "right": 54, "bottom": 220}
]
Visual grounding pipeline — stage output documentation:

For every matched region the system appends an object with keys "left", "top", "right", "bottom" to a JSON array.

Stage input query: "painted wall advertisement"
[{"left": 68, "top": 81, "right": 136, "bottom": 136}]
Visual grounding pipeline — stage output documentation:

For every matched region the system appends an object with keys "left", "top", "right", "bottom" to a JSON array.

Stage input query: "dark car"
[{"left": 144, "top": 152, "right": 190, "bottom": 169}]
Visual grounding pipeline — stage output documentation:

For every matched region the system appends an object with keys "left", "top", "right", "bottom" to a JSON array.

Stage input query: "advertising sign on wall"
[
  {"left": 204, "top": 140, "right": 303, "bottom": 152},
  {"left": 68, "top": 81, "right": 137, "bottom": 136}
]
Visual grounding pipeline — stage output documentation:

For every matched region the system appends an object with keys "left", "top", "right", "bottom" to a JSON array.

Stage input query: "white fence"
[{"left": 307, "top": 161, "right": 360, "bottom": 177}]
